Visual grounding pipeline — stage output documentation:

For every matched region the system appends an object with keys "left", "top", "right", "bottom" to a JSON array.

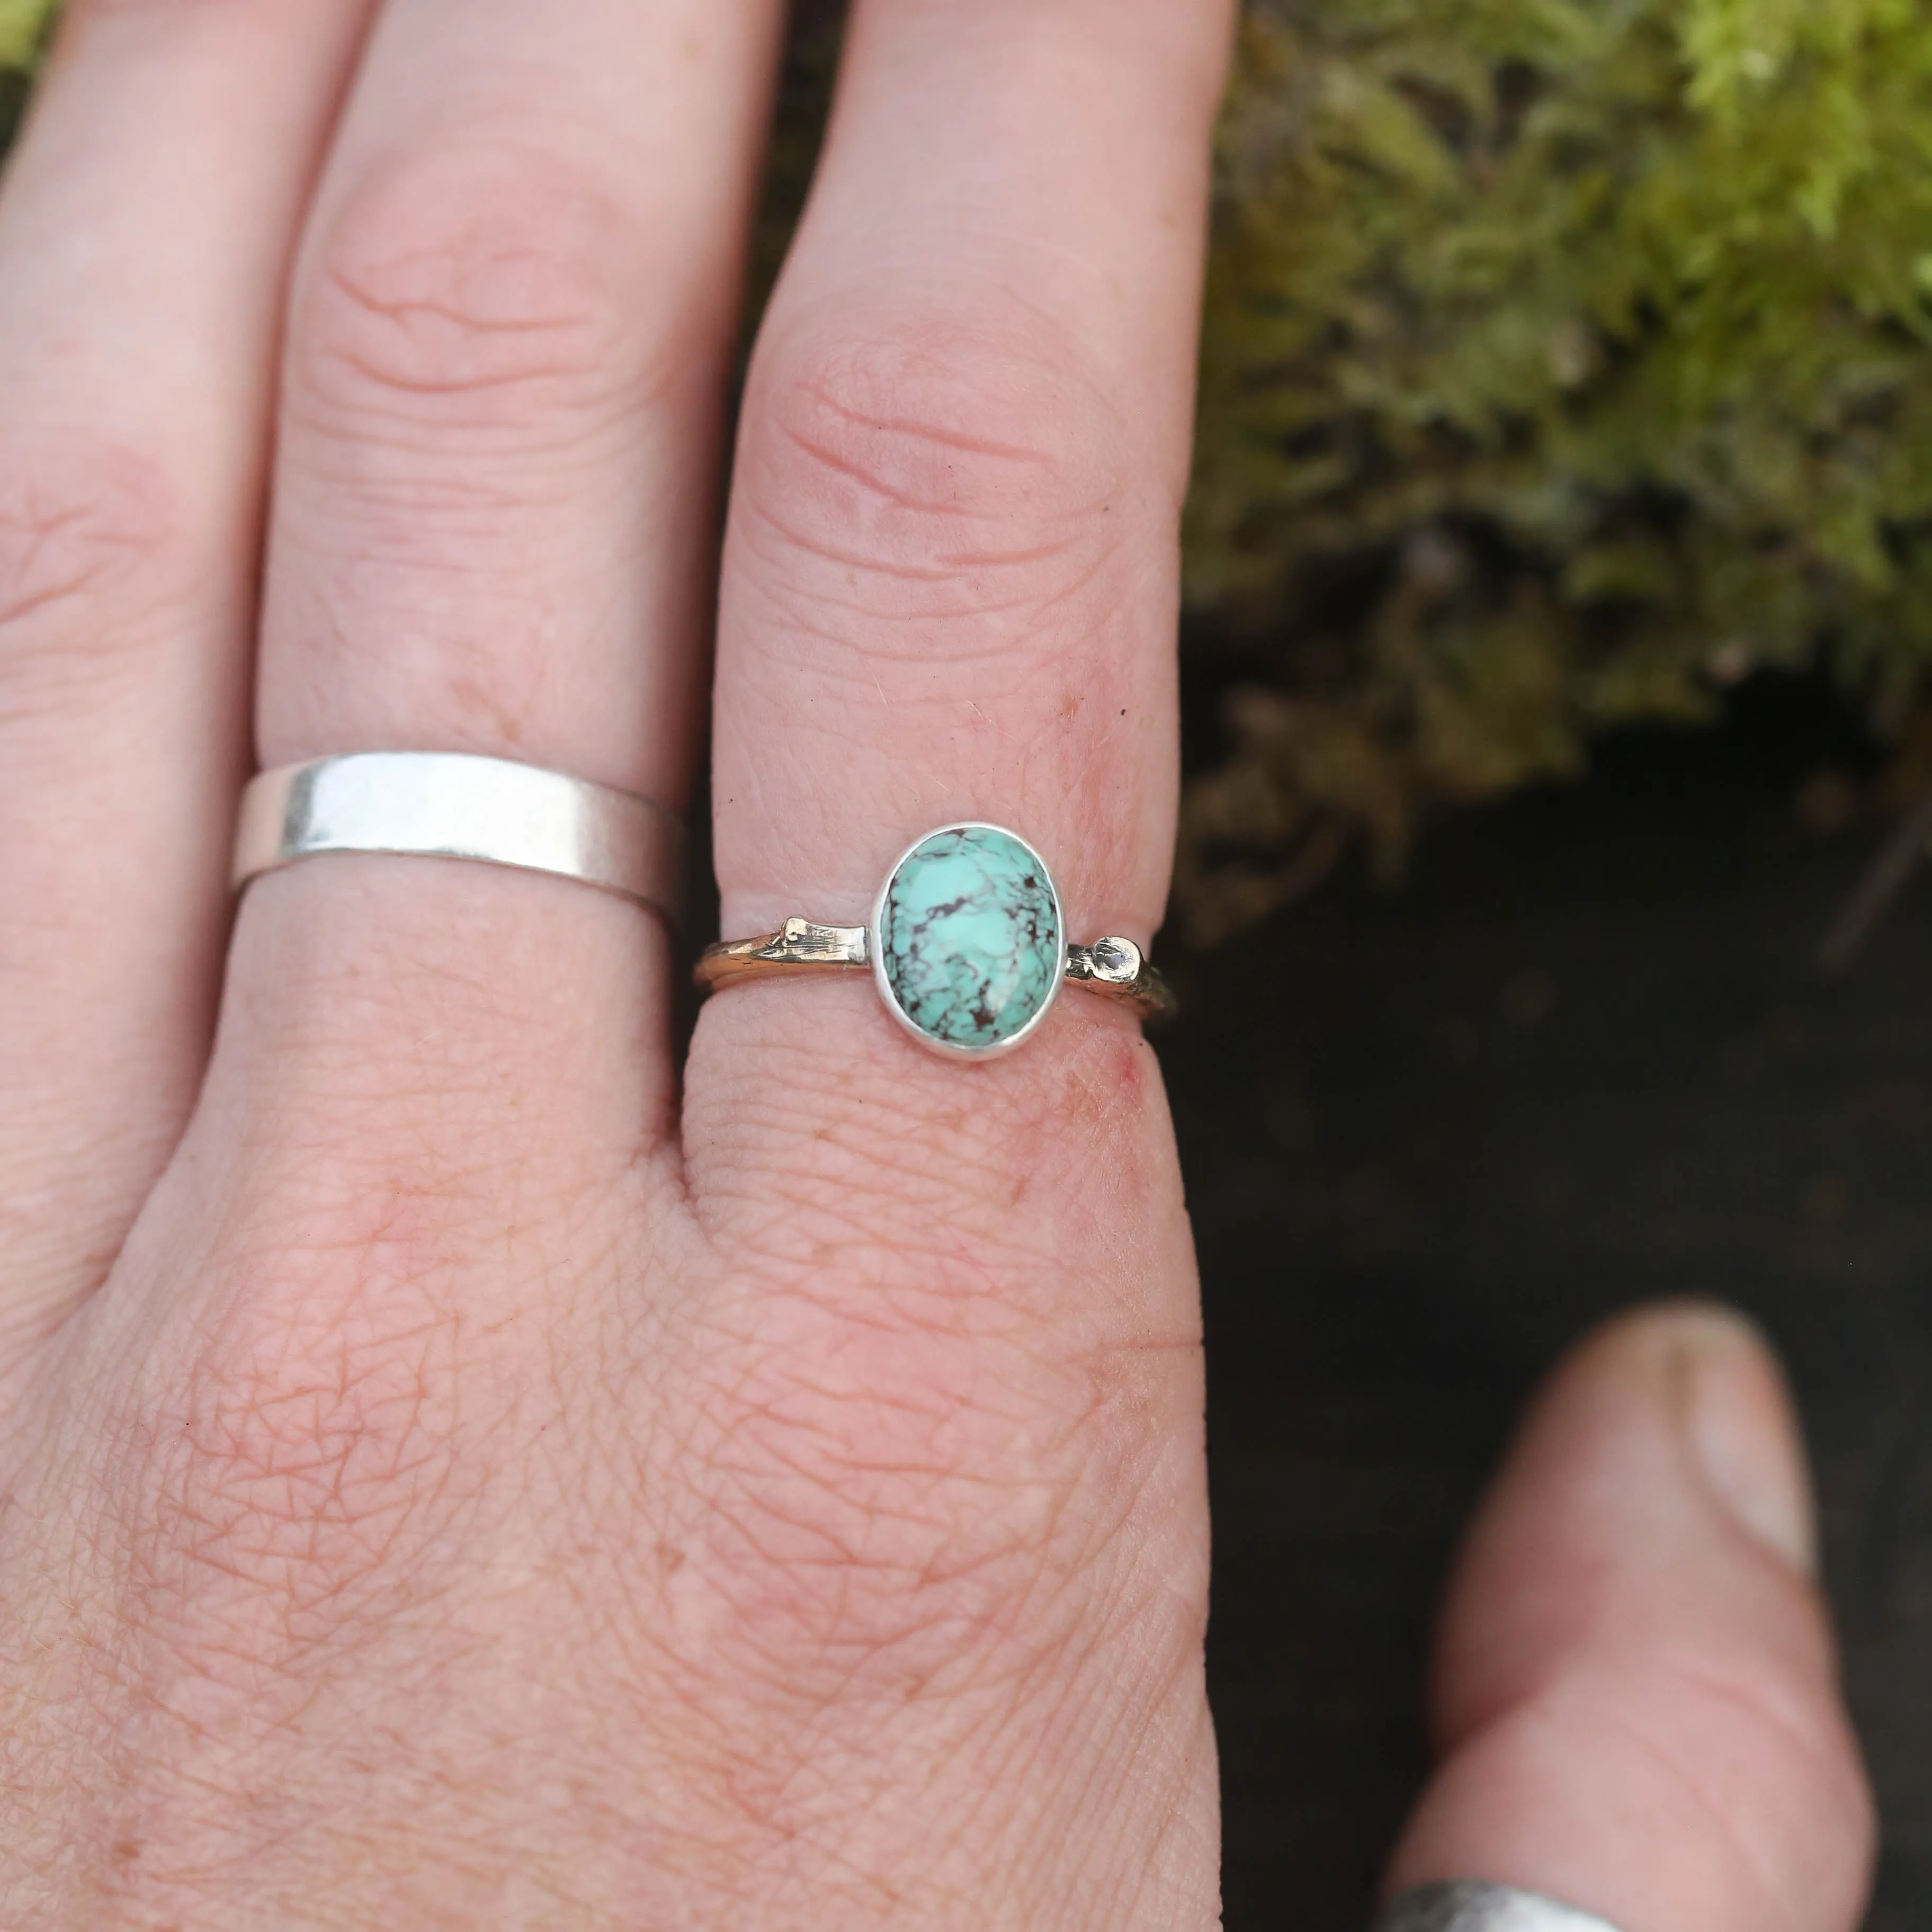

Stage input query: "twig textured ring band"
[
  {"left": 232, "top": 752, "right": 684, "bottom": 922},
  {"left": 695, "top": 821, "right": 1175, "bottom": 1060},
  {"left": 1374, "top": 1884, "right": 1629, "bottom": 1932}
]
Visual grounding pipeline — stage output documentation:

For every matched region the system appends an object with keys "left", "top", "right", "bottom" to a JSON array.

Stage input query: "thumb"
[{"left": 1387, "top": 1303, "right": 1876, "bottom": 1932}]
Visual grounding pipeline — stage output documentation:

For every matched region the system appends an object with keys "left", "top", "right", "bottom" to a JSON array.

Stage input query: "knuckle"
[
  {"left": 736, "top": 312, "right": 1145, "bottom": 661},
  {"left": 108, "top": 1204, "right": 484, "bottom": 1667},
  {"left": 1655, "top": 1652, "right": 1875, "bottom": 1915},
  {"left": 690, "top": 1016, "right": 1174, "bottom": 1259},
  {"left": 290, "top": 138, "right": 637, "bottom": 437},
  {"left": 1531, "top": 1651, "right": 1875, "bottom": 1927},
  {"left": 675, "top": 1258, "right": 1202, "bottom": 1720},
  {"left": 0, "top": 431, "right": 198, "bottom": 711}
]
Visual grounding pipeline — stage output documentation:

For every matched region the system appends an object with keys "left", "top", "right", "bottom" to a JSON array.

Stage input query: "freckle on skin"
[{"left": 450, "top": 673, "right": 525, "bottom": 746}]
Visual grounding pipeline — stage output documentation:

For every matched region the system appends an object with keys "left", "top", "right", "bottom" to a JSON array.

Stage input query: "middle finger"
[{"left": 227, "top": 0, "right": 782, "bottom": 1137}]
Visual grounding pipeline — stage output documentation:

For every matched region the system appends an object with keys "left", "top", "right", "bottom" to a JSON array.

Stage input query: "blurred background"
[
  {"left": 1169, "top": 674, "right": 1932, "bottom": 1928},
  {"left": 8, "top": 0, "right": 1932, "bottom": 1923}
]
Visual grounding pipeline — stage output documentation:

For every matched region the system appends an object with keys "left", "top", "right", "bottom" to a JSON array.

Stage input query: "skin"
[{"left": 0, "top": 1, "right": 1880, "bottom": 1926}]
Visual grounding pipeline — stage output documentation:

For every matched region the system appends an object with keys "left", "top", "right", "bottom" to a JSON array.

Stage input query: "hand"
[{"left": 0, "top": 3, "right": 1876, "bottom": 1928}]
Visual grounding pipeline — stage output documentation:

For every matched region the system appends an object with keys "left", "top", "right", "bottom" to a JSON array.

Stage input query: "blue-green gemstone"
[{"left": 878, "top": 826, "right": 1063, "bottom": 1052}]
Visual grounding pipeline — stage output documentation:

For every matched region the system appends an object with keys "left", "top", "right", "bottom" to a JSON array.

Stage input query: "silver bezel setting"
[{"left": 869, "top": 821, "right": 1067, "bottom": 1061}]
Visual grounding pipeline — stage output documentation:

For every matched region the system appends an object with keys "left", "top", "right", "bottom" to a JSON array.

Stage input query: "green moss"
[
  {"left": 1183, "top": 0, "right": 1932, "bottom": 935},
  {"left": 11, "top": 1, "right": 1932, "bottom": 940},
  {"left": 0, "top": 0, "right": 47, "bottom": 148},
  {"left": 0, "top": 0, "right": 44, "bottom": 70}
]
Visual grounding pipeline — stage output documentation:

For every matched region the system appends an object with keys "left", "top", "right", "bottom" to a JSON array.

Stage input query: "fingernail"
[{"left": 1675, "top": 1306, "right": 1818, "bottom": 1575}]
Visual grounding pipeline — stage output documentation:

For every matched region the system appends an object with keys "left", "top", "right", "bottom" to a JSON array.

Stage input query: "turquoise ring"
[{"left": 695, "top": 821, "right": 1175, "bottom": 1060}]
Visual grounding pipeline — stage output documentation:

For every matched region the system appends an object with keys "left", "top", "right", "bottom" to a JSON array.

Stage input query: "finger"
[
  {"left": 693, "top": 0, "right": 1233, "bottom": 1182},
  {"left": 676, "top": 7, "right": 1233, "bottom": 1919},
  {"left": 1388, "top": 1304, "right": 1876, "bottom": 1932},
  {"left": 0, "top": 0, "right": 373, "bottom": 1353},
  {"left": 222, "top": 0, "right": 781, "bottom": 1142}
]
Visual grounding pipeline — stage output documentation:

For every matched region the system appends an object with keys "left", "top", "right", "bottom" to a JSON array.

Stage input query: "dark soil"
[{"left": 1167, "top": 679, "right": 1932, "bottom": 1931}]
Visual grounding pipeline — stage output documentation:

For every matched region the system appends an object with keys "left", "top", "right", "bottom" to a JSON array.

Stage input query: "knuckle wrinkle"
[
  {"left": 0, "top": 431, "right": 195, "bottom": 703},
  {"left": 740, "top": 317, "right": 1132, "bottom": 636},
  {"left": 293, "top": 142, "right": 635, "bottom": 430}
]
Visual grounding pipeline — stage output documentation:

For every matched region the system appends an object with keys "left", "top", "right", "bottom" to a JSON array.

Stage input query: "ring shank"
[
  {"left": 695, "top": 922, "right": 1176, "bottom": 1024},
  {"left": 233, "top": 752, "right": 683, "bottom": 919},
  {"left": 1374, "top": 1884, "right": 1626, "bottom": 1932},
  {"left": 1065, "top": 935, "right": 1177, "bottom": 1024},
  {"left": 694, "top": 918, "right": 870, "bottom": 989}
]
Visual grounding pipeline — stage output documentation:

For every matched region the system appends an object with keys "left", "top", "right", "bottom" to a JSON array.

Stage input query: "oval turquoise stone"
[{"left": 878, "top": 827, "right": 1063, "bottom": 1052}]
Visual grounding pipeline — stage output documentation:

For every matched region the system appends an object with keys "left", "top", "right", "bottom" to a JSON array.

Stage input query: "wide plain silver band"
[
  {"left": 1375, "top": 1883, "right": 1627, "bottom": 1932},
  {"left": 232, "top": 752, "right": 683, "bottom": 919}
]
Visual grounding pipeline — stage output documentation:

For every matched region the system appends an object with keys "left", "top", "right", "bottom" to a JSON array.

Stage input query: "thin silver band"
[
  {"left": 1375, "top": 1883, "right": 1627, "bottom": 1932},
  {"left": 232, "top": 752, "right": 683, "bottom": 920},
  {"left": 694, "top": 917, "right": 1177, "bottom": 1025}
]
